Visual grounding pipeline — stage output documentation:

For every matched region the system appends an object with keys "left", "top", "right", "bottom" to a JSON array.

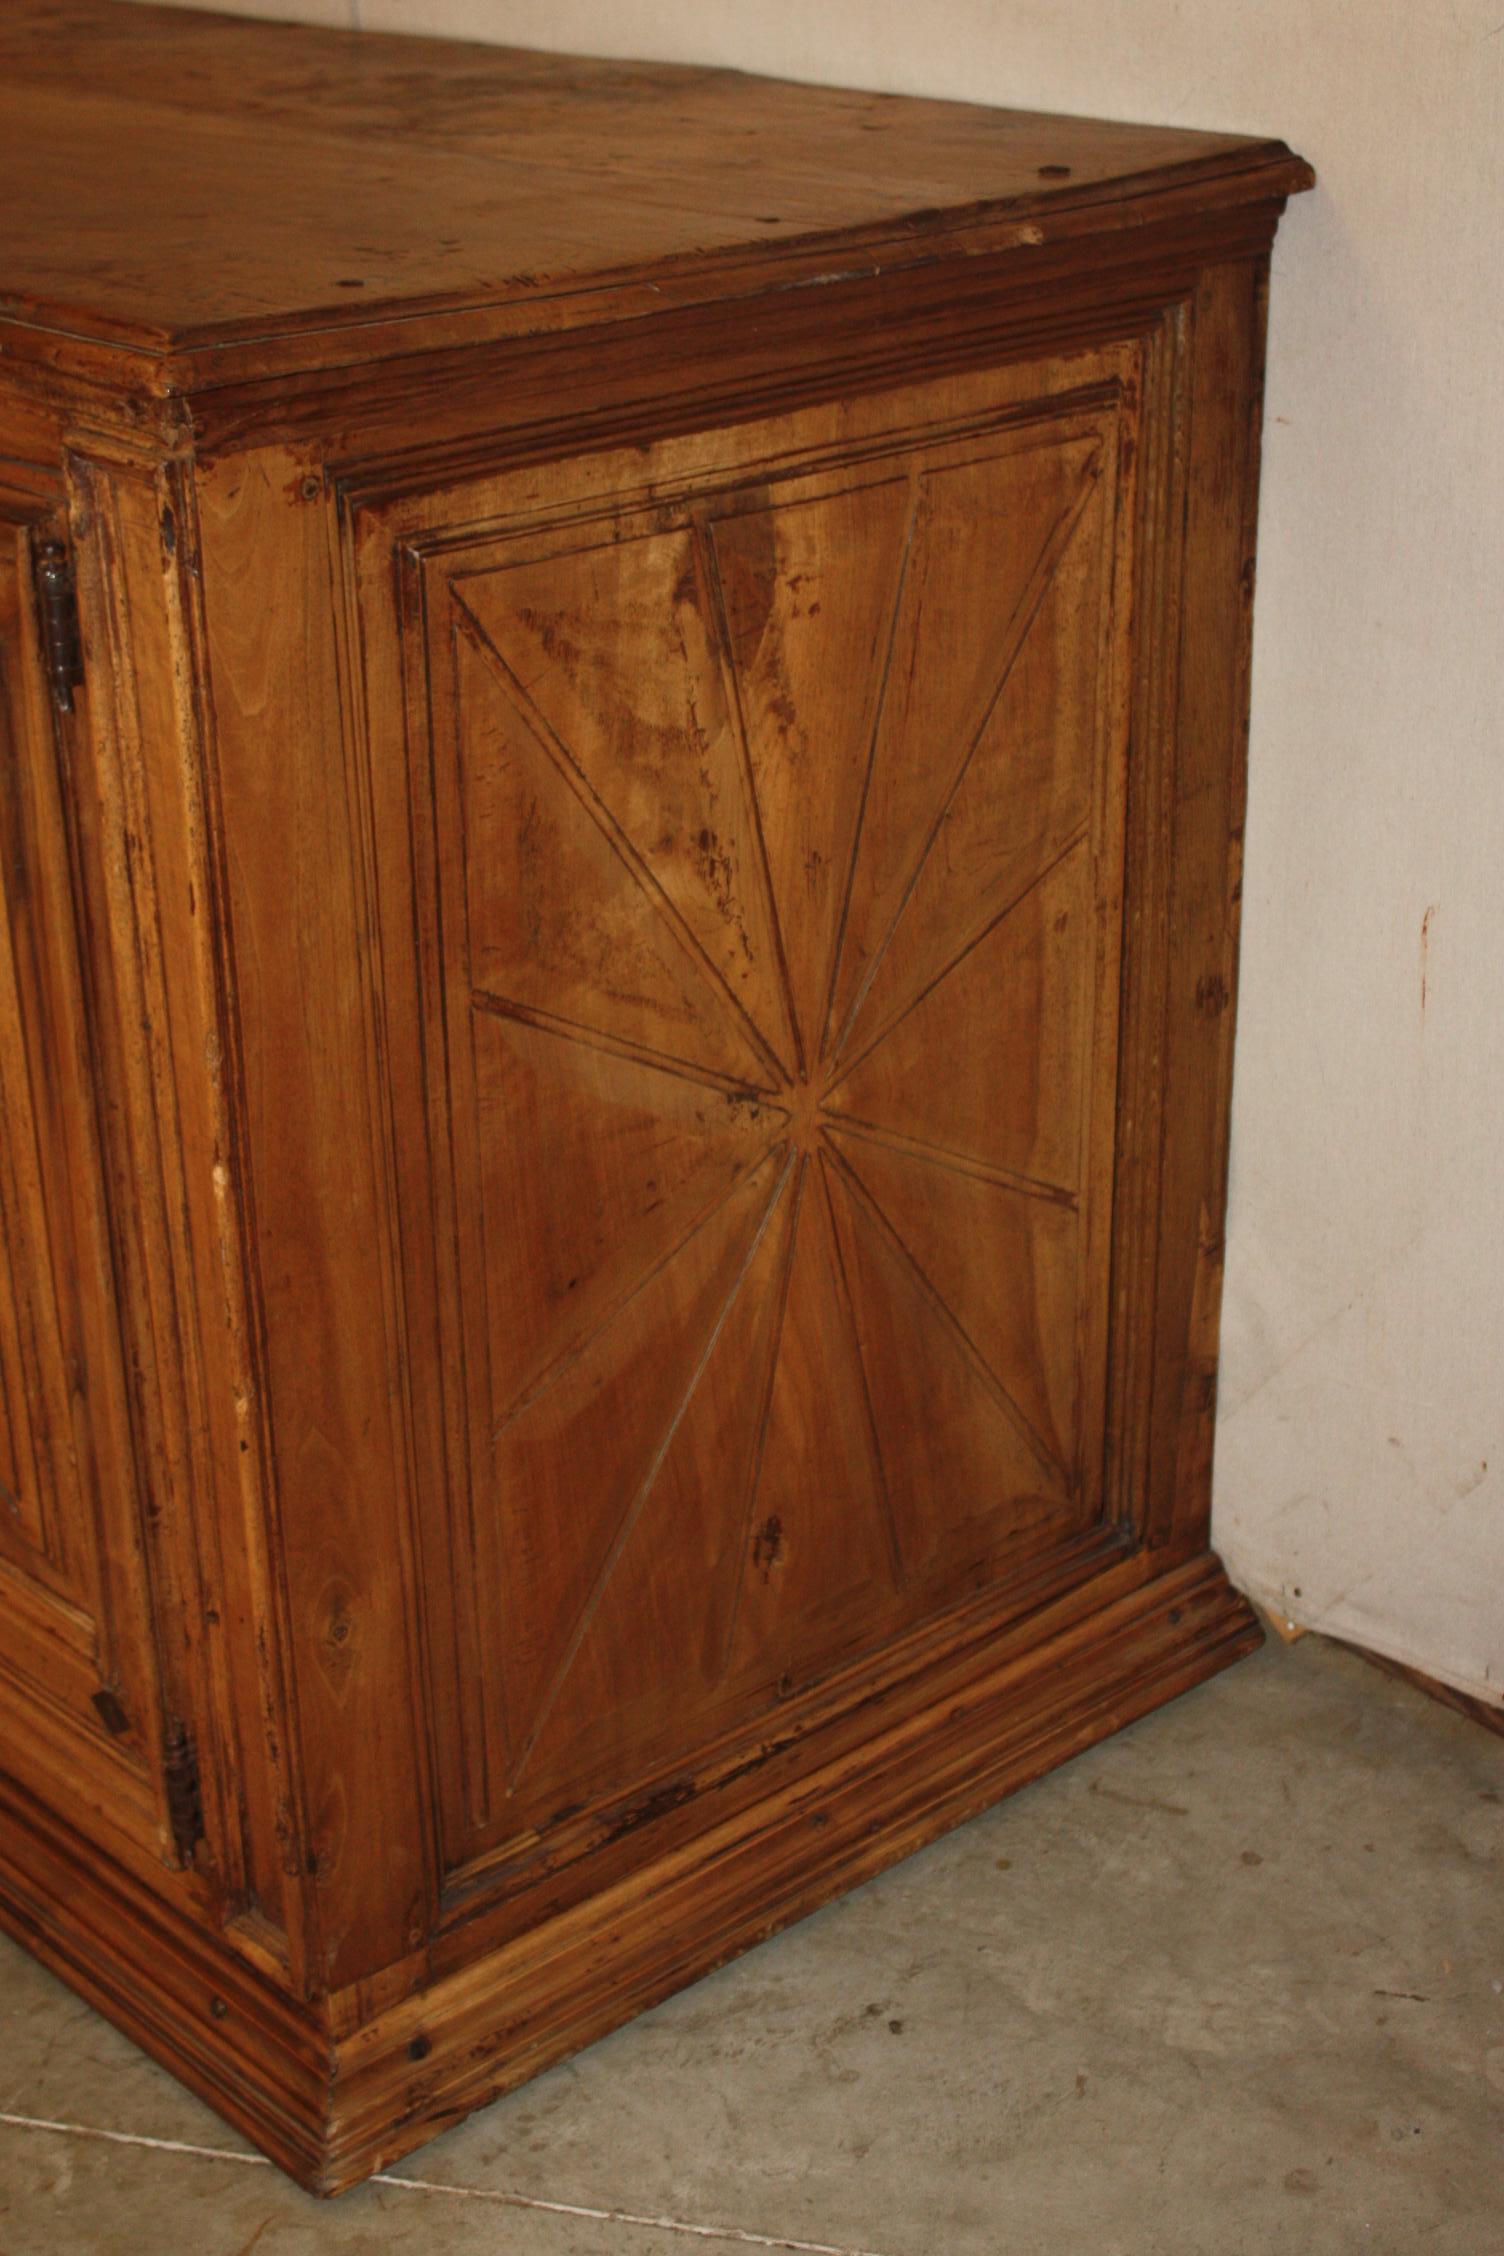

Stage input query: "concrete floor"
[{"left": 1, "top": 1632, "right": 1499, "bottom": 2255}]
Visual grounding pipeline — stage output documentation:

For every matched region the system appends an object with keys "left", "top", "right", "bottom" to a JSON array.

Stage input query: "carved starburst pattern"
[{"left": 432, "top": 418, "right": 1116, "bottom": 1818}]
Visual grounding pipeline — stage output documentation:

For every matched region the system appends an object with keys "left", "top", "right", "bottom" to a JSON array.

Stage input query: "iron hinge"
[
  {"left": 34, "top": 538, "right": 84, "bottom": 714},
  {"left": 162, "top": 1718, "right": 205, "bottom": 1865}
]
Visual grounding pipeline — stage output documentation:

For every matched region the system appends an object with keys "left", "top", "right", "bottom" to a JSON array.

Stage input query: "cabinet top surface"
[{"left": 0, "top": 0, "right": 1310, "bottom": 372}]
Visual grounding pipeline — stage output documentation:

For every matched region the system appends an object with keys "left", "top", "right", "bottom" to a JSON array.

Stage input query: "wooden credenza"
[{"left": 0, "top": 0, "right": 1312, "bottom": 2192}]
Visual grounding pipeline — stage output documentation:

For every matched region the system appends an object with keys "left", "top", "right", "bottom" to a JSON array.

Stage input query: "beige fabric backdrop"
[{"left": 132, "top": 0, "right": 1504, "bottom": 1703}]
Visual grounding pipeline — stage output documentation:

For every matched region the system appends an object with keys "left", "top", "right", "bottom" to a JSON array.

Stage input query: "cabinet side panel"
[
  {"left": 1142, "top": 255, "right": 1270, "bottom": 1548},
  {"left": 195, "top": 446, "right": 434, "bottom": 1992}
]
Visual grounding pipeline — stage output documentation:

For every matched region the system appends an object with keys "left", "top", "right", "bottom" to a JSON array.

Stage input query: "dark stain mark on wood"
[
  {"left": 605, "top": 1777, "right": 698, "bottom": 1843},
  {"left": 752, "top": 1513, "right": 784, "bottom": 1578},
  {"left": 90, "top": 1687, "right": 132, "bottom": 1737}
]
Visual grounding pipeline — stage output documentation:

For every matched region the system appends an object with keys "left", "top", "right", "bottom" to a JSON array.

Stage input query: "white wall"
[{"left": 136, "top": 0, "right": 1504, "bottom": 1704}]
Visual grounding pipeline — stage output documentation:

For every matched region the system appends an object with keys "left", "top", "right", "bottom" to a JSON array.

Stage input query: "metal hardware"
[
  {"left": 34, "top": 539, "right": 84, "bottom": 713},
  {"left": 163, "top": 1718, "right": 204, "bottom": 1863}
]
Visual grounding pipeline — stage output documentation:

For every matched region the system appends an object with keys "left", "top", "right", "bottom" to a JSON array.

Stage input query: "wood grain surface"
[{"left": 0, "top": 0, "right": 1310, "bottom": 2192}]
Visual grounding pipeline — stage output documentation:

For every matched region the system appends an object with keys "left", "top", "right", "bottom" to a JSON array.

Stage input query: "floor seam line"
[
  {"left": 0, "top": 2111, "right": 894, "bottom": 2256},
  {"left": 378, "top": 2167, "right": 896, "bottom": 2253},
  {"left": 0, "top": 2111, "right": 270, "bottom": 2169}
]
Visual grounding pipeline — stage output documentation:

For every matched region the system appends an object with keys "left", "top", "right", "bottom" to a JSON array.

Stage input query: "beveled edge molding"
[
  {"left": 0, "top": 149, "right": 1309, "bottom": 428},
  {"left": 321, "top": 1553, "right": 1259, "bottom": 2192},
  {"left": 0, "top": 1763, "right": 331, "bottom": 2186},
  {"left": 203, "top": 200, "right": 1285, "bottom": 466}
]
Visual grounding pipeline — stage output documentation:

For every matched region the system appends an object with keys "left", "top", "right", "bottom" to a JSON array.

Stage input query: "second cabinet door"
[
  {"left": 0, "top": 502, "right": 163, "bottom": 1847},
  {"left": 350, "top": 352, "right": 1142, "bottom": 1893}
]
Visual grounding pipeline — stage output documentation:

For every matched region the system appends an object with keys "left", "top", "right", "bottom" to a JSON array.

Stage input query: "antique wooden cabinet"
[{"left": 0, "top": 0, "right": 1312, "bottom": 2192}]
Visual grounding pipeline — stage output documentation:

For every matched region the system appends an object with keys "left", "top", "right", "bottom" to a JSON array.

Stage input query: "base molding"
[
  {"left": 0, "top": 1550, "right": 1259, "bottom": 2194},
  {"left": 0, "top": 1773, "right": 331, "bottom": 2185},
  {"left": 332, "top": 1550, "right": 1260, "bottom": 2190}
]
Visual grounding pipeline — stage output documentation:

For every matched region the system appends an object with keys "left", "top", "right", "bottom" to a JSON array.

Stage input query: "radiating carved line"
[
  {"left": 698, "top": 514, "right": 803, "bottom": 1080},
  {"left": 448, "top": 773, "right": 509, "bottom": 1817},
  {"left": 821, "top": 1113, "right": 1079, "bottom": 1212},
  {"left": 468, "top": 988, "right": 786, "bottom": 1106},
  {"left": 507, "top": 1148, "right": 797, "bottom": 1789},
  {"left": 816, "top": 1147, "right": 907, "bottom": 1591},
  {"left": 714, "top": 1148, "right": 807, "bottom": 1686},
  {"left": 827, "top": 454, "right": 1101, "bottom": 1065},
  {"left": 816, "top": 475, "right": 921, "bottom": 1071},
  {"left": 467, "top": 979, "right": 787, "bottom": 1444},
  {"left": 454, "top": 596, "right": 789, "bottom": 1089},
  {"left": 490, "top": 1137, "right": 785, "bottom": 1441},
  {"left": 823, "top": 1138, "right": 1065, "bottom": 1490},
  {"left": 823, "top": 823, "right": 1092, "bottom": 1101}
]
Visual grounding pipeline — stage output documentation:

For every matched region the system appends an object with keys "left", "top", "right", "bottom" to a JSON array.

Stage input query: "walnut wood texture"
[{"left": 0, "top": 0, "right": 1310, "bottom": 2193}]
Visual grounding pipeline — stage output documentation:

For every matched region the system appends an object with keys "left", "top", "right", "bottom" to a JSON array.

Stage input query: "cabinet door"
[
  {"left": 349, "top": 355, "right": 1141, "bottom": 1898},
  {"left": 0, "top": 507, "right": 163, "bottom": 1840}
]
